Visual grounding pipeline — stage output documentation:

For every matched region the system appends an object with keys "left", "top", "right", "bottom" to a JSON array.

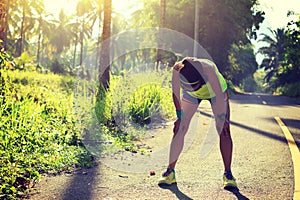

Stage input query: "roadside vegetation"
[
  {"left": 0, "top": 48, "right": 175, "bottom": 199},
  {"left": 0, "top": 68, "right": 93, "bottom": 199}
]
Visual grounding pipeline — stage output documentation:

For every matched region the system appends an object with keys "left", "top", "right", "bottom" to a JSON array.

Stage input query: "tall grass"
[
  {"left": 94, "top": 69, "right": 174, "bottom": 148},
  {"left": 0, "top": 70, "right": 93, "bottom": 199}
]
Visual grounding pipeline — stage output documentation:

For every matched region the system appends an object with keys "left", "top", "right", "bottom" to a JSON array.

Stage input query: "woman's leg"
[
  {"left": 168, "top": 99, "right": 199, "bottom": 169},
  {"left": 219, "top": 99, "right": 233, "bottom": 172}
]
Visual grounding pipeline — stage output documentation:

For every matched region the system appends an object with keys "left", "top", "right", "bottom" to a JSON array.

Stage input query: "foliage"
[
  {"left": 258, "top": 17, "right": 300, "bottom": 96},
  {"left": 2, "top": 0, "right": 266, "bottom": 93},
  {"left": 0, "top": 45, "right": 15, "bottom": 70},
  {"left": 258, "top": 28, "right": 286, "bottom": 83},
  {"left": 240, "top": 75, "right": 258, "bottom": 92},
  {"left": 95, "top": 84, "right": 112, "bottom": 125},
  {"left": 94, "top": 69, "right": 173, "bottom": 142},
  {"left": 13, "top": 51, "right": 36, "bottom": 71},
  {"left": 124, "top": 0, "right": 264, "bottom": 77},
  {"left": 0, "top": 70, "right": 93, "bottom": 199},
  {"left": 227, "top": 41, "right": 258, "bottom": 86},
  {"left": 277, "top": 82, "right": 300, "bottom": 98},
  {"left": 129, "top": 83, "right": 165, "bottom": 125},
  {"left": 253, "top": 69, "right": 267, "bottom": 93},
  {"left": 198, "top": 0, "right": 264, "bottom": 73},
  {"left": 49, "top": 59, "right": 67, "bottom": 75},
  {"left": 280, "top": 18, "right": 300, "bottom": 85}
]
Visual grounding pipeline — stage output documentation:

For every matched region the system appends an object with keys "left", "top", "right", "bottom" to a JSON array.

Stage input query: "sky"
[{"left": 258, "top": 0, "right": 300, "bottom": 30}]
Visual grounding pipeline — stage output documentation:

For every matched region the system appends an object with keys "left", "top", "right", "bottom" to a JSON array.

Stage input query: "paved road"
[
  {"left": 228, "top": 93, "right": 300, "bottom": 200},
  {"left": 230, "top": 93, "right": 300, "bottom": 151},
  {"left": 30, "top": 93, "right": 300, "bottom": 200}
]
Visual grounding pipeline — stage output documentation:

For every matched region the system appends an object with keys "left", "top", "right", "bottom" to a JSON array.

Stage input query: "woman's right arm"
[
  {"left": 172, "top": 67, "right": 181, "bottom": 111},
  {"left": 172, "top": 67, "right": 183, "bottom": 135}
]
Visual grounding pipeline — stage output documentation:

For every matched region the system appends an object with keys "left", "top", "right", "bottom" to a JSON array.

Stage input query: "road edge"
[{"left": 275, "top": 117, "right": 300, "bottom": 200}]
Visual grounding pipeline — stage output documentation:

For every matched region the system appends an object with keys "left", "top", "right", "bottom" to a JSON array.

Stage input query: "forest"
[{"left": 0, "top": 0, "right": 300, "bottom": 198}]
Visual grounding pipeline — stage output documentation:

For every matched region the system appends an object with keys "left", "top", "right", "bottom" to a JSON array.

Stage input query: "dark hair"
[{"left": 179, "top": 59, "right": 205, "bottom": 85}]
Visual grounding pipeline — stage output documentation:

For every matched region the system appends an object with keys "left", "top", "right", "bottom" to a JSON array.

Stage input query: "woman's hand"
[
  {"left": 173, "top": 118, "right": 181, "bottom": 136},
  {"left": 216, "top": 116, "right": 230, "bottom": 137}
]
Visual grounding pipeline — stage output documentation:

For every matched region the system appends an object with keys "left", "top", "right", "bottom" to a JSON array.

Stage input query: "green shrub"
[
  {"left": 0, "top": 47, "right": 15, "bottom": 70},
  {"left": 93, "top": 70, "right": 173, "bottom": 146},
  {"left": 128, "top": 83, "right": 171, "bottom": 125},
  {"left": 277, "top": 82, "right": 300, "bottom": 97},
  {"left": 14, "top": 52, "right": 35, "bottom": 71}
]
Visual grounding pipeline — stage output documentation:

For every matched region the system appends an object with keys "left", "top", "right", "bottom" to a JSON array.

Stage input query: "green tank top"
[{"left": 186, "top": 59, "right": 227, "bottom": 99}]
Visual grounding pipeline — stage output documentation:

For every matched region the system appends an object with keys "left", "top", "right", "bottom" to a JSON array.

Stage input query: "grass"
[
  {"left": 0, "top": 65, "right": 176, "bottom": 199},
  {"left": 92, "top": 68, "right": 174, "bottom": 155},
  {"left": 0, "top": 69, "right": 93, "bottom": 199}
]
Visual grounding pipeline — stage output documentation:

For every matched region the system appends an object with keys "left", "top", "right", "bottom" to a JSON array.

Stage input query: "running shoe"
[
  {"left": 223, "top": 172, "right": 237, "bottom": 188},
  {"left": 158, "top": 168, "right": 176, "bottom": 186}
]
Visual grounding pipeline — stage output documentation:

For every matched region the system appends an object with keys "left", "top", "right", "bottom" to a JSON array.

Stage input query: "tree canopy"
[{"left": 3, "top": 0, "right": 293, "bottom": 94}]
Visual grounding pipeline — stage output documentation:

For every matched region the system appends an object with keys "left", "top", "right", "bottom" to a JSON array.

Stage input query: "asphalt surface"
[{"left": 30, "top": 93, "right": 300, "bottom": 200}]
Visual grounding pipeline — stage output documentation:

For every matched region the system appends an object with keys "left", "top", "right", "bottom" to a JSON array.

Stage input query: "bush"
[
  {"left": 0, "top": 47, "right": 15, "bottom": 70},
  {"left": 129, "top": 84, "right": 161, "bottom": 125},
  {"left": 93, "top": 70, "right": 173, "bottom": 144},
  {"left": 49, "top": 59, "right": 67, "bottom": 75},
  {"left": 277, "top": 82, "right": 300, "bottom": 97}
]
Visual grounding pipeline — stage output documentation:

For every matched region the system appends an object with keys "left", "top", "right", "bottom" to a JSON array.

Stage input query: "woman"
[{"left": 158, "top": 57, "right": 237, "bottom": 188}]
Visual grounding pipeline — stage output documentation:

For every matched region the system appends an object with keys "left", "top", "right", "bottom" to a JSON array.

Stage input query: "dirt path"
[{"left": 29, "top": 96, "right": 297, "bottom": 200}]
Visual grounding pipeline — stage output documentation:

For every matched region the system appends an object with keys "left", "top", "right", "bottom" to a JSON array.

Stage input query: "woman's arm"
[
  {"left": 172, "top": 63, "right": 184, "bottom": 135},
  {"left": 172, "top": 64, "right": 182, "bottom": 111}
]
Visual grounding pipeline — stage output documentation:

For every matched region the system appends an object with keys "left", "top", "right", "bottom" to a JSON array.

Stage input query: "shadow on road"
[
  {"left": 225, "top": 187, "right": 249, "bottom": 200},
  {"left": 281, "top": 118, "right": 300, "bottom": 129},
  {"left": 159, "top": 183, "right": 193, "bottom": 200},
  {"left": 230, "top": 93, "right": 300, "bottom": 106},
  {"left": 199, "top": 111, "right": 296, "bottom": 145},
  {"left": 272, "top": 118, "right": 300, "bottom": 150},
  {"left": 61, "top": 164, "right": 99, "bottom": 200}
]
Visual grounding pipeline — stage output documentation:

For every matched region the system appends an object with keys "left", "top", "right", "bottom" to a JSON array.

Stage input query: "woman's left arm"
[{"left": 202, "top": 62, "right": 227, "bottom": 135}]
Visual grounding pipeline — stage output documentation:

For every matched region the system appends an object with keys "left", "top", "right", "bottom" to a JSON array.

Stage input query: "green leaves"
[{"left": 257, "top": 18, "right": 300, "bottom": 95}]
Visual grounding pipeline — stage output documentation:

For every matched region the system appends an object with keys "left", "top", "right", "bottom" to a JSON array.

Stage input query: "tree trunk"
[
  {"left": 99, "top": 0, "right": 112, "bottom": 89},
  {"left": 79, "top": 17, "right": 84, "bottom": 66},
  {"left": 0, "top": 0, "right": 9, "bottom": 50},
  {"left": 73, "top": 35, "right": 78, "bottom": 68},
  {"left": 18, "top": 7, "right": 26, "bottom": 56},
  {"left": 36, "top": 17, "right": 42, "bottom": 64},
  {"left": 156, "top": 0, "right": 166, "bottom": 71},
  {"left": 194, "top": 0, "right": 200, "bottom": 57}
]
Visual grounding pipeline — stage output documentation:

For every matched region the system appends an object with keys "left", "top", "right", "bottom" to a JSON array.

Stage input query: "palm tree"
[
  {"left": 76, "top": 0, "right": 94, "bottom": 66},
  {"left": 32, "top": 1, "right": 56, "bottom": 66},
  {"left": 35, "top": 13, "right": 56, "bottom": 65},
  {"left": 50, "top": 10, "right": 73, "bottom": 56},
  {"left": 99, "top": 0, "right": 112, "bottom": 89},
  {"left": 17, "top": 0, "right": 43, "bottom": 56},
  {"left": 257, "top": 28, "right": 286, "bottom": 82}
]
